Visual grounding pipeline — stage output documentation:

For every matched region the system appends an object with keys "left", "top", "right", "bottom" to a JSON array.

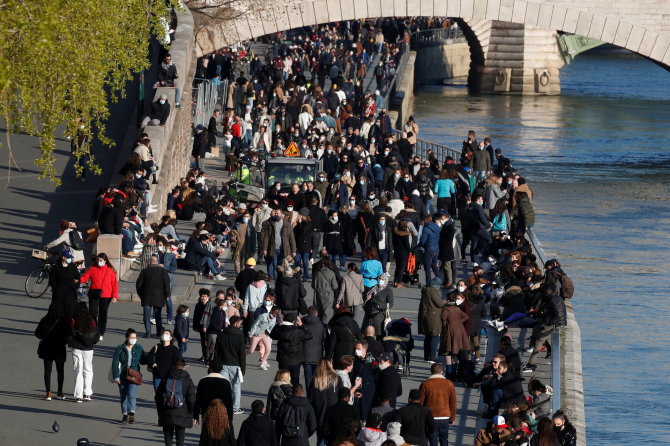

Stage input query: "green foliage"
[{"left": 0, "top": 0, "right": 178, "bottom": 184}]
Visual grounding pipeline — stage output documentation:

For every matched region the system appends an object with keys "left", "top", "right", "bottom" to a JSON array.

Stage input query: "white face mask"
[
  {"left": 265, "top": 300, "right": 273, "bottom": 306},
  {"left": 287, "top": 207, "right": 293, "bottom": 212},
  {"left": 128, "top": 338, "right": 137, "bottom": 345},
  {"left": 355, "top": 349, "right": 364, "bottom": 357},
  {"left": 379, "top": 362, "right": 390, "bottom": 370},
  {"left": 159, "top": 100, "right": 166, "bottom": 105},
  {"left": 97, "top": 260, "right": 105, "bottom": 267},
  {"left": 158, "top": 246, "right": 165, "bottom": 252},
  {"left": 225, "top": 299, "right": 233, "bottom": 306},
  {"left": 330, "top": 217, "right": 338, "bottom": 223},
  {"left": 455, "top": 298, "right": 464, "bottom": 306},
  {"left": 161, "top": 334, "right": 172, "bottom": 342},
  {"left": 65, "top": 258, "right": 73, "bottom": 264},
  {"left": 262, "top": 203, "right": 269, "bottom": 209},
  {"left": 458, "top": 285, "right": 466, "bottom": 292},
  {"left": 184, "top": 312, "right": 190, "bottom": 318},
  {"left": 275, "top": 184, "right": 281, "bottom": 190}
]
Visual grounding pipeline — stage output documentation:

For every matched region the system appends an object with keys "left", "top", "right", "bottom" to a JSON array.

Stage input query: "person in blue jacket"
[{"left": 419, "top": 214, "right": 443, "bottom": 286}]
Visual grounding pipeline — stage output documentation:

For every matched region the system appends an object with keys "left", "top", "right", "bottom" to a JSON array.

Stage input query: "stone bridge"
[{"left": 193, "top": 0, "right": 670, "bottom": 68}]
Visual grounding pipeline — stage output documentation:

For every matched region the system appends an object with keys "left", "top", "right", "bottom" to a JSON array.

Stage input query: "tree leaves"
[{"left": 0, "top": 0, "right": 178, "bottom": 184}]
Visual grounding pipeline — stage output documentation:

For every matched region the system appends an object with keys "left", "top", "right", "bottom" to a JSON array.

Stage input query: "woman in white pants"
[{"left": 68, "top": 302, "right": 99, "bottom": 403}]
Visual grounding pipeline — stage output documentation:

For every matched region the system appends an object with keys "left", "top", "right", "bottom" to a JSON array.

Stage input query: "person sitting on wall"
[
  {"left": 157, "top": 52, "right": 181, "bottom": 108},
  {"left": 141, "top": 93, "right": 171, "bottom": 128}
]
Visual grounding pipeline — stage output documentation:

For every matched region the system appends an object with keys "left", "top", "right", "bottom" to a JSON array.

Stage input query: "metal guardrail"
[
  {"left": 191, "top": 77, "right": 228, "bottom": 127},
  {"left": 390, "top": 129, "right": 462, "bottom": 165},
  {"left": 526, "top": 227, "right": 562, "bottom": 415},
  {"left": 410, "top": 26, "right": 466, "bottom": 48}
]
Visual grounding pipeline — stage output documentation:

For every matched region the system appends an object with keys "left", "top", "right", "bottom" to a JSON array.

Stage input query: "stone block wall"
[
  {"left": 414, "top": 42, "right": 471, "bottom": 84},
  {"left": 389, "top": 51, "right": 416, "bottom": 130}
]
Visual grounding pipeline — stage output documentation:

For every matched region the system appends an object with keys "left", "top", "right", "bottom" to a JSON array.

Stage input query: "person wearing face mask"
[
  {"left": 351, "top": 174, "right": 371, "bottom": 206},
  {"left": 174, "top": 304, "right": 191, "bottom": 355},
  {"left": 48, "top": 249, "right": 81, "bottom": 323},
  {"left": 439, "top": 293, "right": 470, "bottom": 381},
  {"left": 418, "top": 277, "right": 445, "bottom": 364},
  {"left": 112, "top": 328, "right": 146, "bottom": 424},
  {"left": 419, "top": 214, "right": 443, "bottom": 286},
  {"left": 324, "top": 210, "right": 346, "bottom": 269},
  {"left": 146, "top": 329, "right": 182, "bottom": 391},
  {"left": 260, "top": 209, "right": 296, "bottom": 280},
  {"left": 248, "top": 306, "right": 280, "bottom": 370},
  {"left": 231, "top": 212, "right": 257, "bottom": 274},
  {"left": 141, "top": 93, "right": 171, "bottom": 127},
  {"left": 374, "top": 352, "right": 403, "bottom": 408},
  {"left": 267, "top": 181, "right": 286, "bottom": 210},
  {"left": 136, "top": 255, "right": 171, "bottom": 339},
  {"left": 80, "top": 253, "right": 118, "bottom": 341},
  {"left": 158, "top": 240, "right": 178, "bottom": 324},
  {"left": 437, "top": 213, "right": 458, "bottom": 290},
  {"left": 465, "top": 283, "right": 486, "bottom": 364},
  {"left": 252, "top": 199, "right": 272, "bottom": 258}
]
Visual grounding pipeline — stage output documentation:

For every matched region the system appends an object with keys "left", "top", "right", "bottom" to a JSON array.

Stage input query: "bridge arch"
[{"left": 192, "top": 0, "right": 670, "bottom": 69}]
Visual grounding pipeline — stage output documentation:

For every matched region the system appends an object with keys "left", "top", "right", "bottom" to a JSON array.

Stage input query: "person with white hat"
[{"left": 473, "top": 415, "right": 513, "bottom": 446}]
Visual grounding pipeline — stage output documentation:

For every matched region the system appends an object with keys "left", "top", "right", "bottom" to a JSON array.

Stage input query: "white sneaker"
[
  {"left": 150, "top": 318, "right": 156, "bottom": 325},
  {"left": 525, "top": 347, "right": 534, "bottom": 354},
  {"left": 214, "top": 274, "right": 227, "bottom": 281},
  {"left": 99, "top": 335, "right": 103, "bottom": 341},
  {"left": 147, "top": 208, "right": 157, "bottom": 214}
]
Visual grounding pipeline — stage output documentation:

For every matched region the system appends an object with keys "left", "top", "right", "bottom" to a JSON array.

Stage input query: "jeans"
[
  {"left": 153, "top": 377, "right": 163, "bottom": 392},
  {"left": 118, "top": 378, "right": 138, "bottom": 414},
  {"left": 174, "top": 86, "right": 181, "bottom": 105},
  {"left": 163, "top": 424, "right": 186, "bottom": 446},
  {"left": 200, "top": 256, "right": 222, "bottom": 276},
  {"left": 166, "top": 297, "right": 174, "bottom": 322},
  {"left": 221, "top": 365, "right": 241, "bottom": 410},
  {"left": 303, "top": 363, "right": 316, "bottom": 390},
  {"left": 266, "top": 248, "right": 283, "bottom": 280},
  {"left": 423, "top": 335, "right": 441, "bottom": 362},
  {"left": 379, "top": 249, "right": 389, "bottom": 272},
  {"left": 430, "top": 419, "right": 451, "bottom": 446},
  {"left": 489, "top": 388, "right": 504, "bottom": 415},
  {"left": 423, "top": 249, "right": 442, "bottom": 285},
  {"left": 144, "top": 305, "right": 163, "bottom": 337},
  {"left": 329, "top": 254, "right": 347, "bottom": 269},
  {"left": 121, "top": 228, "right": 134, "bottom": 254},
  {"left": 296, "top": 252, "right": 310, "bottom": 281},
  {"left": 178, "top": 341, "right": 188, "bottom": 354},
  {"left": 72, "top": 349, "right": 94, "bottom": 398},
  {"left": 475, "top": 170, "right": 487, "bottom": 183}
]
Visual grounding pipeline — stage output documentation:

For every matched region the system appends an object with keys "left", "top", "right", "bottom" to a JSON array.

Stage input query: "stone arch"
[{"left": 192, "top": 0, "right": 670, "bottom": 69}]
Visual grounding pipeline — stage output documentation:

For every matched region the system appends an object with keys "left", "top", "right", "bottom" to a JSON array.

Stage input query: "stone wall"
[
  {"left": 389, "top": 51, "right": 416, "bottom": 130},
  {"left": 414, "top": 41, "right": 471, "bottom": 84},
  {"left": 562, "top": 302, "right": 587, "bottom": 446}
]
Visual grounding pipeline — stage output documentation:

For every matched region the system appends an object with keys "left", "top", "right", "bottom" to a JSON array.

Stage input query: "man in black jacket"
[
  {"left": 438, "top": 212, "right": 457, "bottom": 289},
  {"left": 522, "top": 284, "right": 566, "bottom": 373},
  {"left": 276, "top": 384, "right": 317, "bottom": 446},
  {"left": 184, "top": 234, "right": 226, "bottom": 280},
  {"left": 396, "top": 389, "right": 436, "bottom": 446},
  {"left": 98, "top": 200, "right": 124, "bottom": 235},
  {"left": 158, "top": 53, "right": 180, "bottom": 107},
  {"left": 323, "top": 387, "right": 360, "bottom": 442},
  {"left": 234, "top": 257, "right": 257, "bottom": 298},
  {"left": 142, "top": 93, "right": 171, "bottom": 127},
  {"left": 237, "top": 400, "right": 278, "bottom": 446},
  {"left": 470, "top": 194, "right": 492, "bottom": 261},
  {"left": 374, "top": 352, "right": 402, "bottom": 408},
  {"left": 215, "top": 316, "right": 246, "bottom": 414},
  {"left": 136, "top": 256, "right": 170, "bottom": 338},
  {"left": 208, "top": 109, "right": 220, "bottom": 148},
  {"left": 270, "top": 313, "right": 313, "bottom": 385},
  {"left": 300, "top": 306, "right": 327, "bottom": 389},
  {"left": 193, "top": 358, "right": 233, "bottom": 423}
]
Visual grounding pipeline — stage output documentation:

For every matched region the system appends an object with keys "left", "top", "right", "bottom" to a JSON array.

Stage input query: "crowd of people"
[{"left": 33, "top": 16, "right": 577, "bottom": 446}]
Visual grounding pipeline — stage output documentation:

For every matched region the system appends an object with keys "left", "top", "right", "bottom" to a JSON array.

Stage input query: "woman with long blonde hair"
[
  {"left": 200, "top": 398, "right": 234, "bottom": 445},
  {"left": 307, "top": 359, "right": 343, "bottom": 446}
]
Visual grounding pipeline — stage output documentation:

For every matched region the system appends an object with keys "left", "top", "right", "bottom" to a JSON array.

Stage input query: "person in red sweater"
[
  {"left": 419, "top": 363, "right": 457, "bottom": 446},
  {"left": 80, "top": 253, "right": 118, "bottom": 341}
]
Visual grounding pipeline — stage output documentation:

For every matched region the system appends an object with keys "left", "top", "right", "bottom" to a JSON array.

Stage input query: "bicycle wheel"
[{"left": 25, "top": 267, "right": 50, "bottom": 298}]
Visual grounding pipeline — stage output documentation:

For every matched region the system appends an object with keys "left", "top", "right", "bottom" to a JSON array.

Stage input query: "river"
[{"left": 412, "top": 48, "right": 670, "bottom": 444}]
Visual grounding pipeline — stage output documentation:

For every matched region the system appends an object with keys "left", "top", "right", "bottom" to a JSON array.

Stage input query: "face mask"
[
  {"left": 65, "top": 258, "right": 73, "bottom": 264},
  {"left": 158, "top": 246, "right": 165, "bottom": 252},
  {"left": 330, "top": 217, "right": 338, "bottom": 223},
  {"left": 349, "top": 200, "right": 356, "bottom": 205},
  {"left": 359, "top": 181, "right": 366, "bottom": 186},
  {"left": 183, "top": 311, "right": 190, "bottom": 318},
  {"left": 368, "top": 194, "right": 375, "bottom": 200},
  {"left": 97, "top": 260, "right": 105, "bottom": 267},
  {"left": 394, "top": 173, "right": 400, "bottom": 179},
  {"left": 159, "top": 100, "right": 166, "bottom": 105},
  {"left": 355, "top": 349, "right": 364, "bottom": 357},
  {"left": 135, "top": 174, "right": 142, "bottom": 179},
  {"left": 458, "top": 285, "right": 466, "bottom": 292},
  {"left": 318, "top": 176, "right": 325, "bottom": 182},
  {"left": 275, "top": 184, "right": 281, "bottom": 190},
  {"left": 327, "top": 149, "right": 333, "bottom": 154},
  {"left": 403, "top": 178, "right": 409, "bottom": 182},
  {"left": 371, "top": 139, "right": 376, "bottom": 143},
  {"left": 455, "top": 298, "right": 464, "bottom": 306},
  {"left": 224, "top": 299, "right": 233, "bottom": 307},
  {"left": 243, "top": 217, "right": 249, "bottom": 223},
  {"left": 262, "top": 203, "right": 269, "bottom": 209},
  {"left": 272, "top": 215, "right": 281, "bottom": 221},
  {"left": 343, "top": 172, "right": 350, "bottom": 177},
  {"left": 378, "top": 219, "right": 386, "bottom": 226},
  {"left": 161, "top": 334, "right": 172, "bottom": 342},
  {"left": 265, "top": 300, "right": 273, "bottom": 306},
  {"left": 287, "top": 207, "right": 293, "bottom": 212},
  {"left": 128, "top": 338, "right": 137, "bottom": 345},
  {"left": 379, "top": 362, "right": 390, "bottom": 370}
]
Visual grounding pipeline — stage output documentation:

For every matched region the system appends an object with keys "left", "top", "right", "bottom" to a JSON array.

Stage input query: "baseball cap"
[
  {"left": 379, "top": 352, "right": 393, "bottom": 362},
  {"left": 61, "top": 249, "right": 74, "bottom": 259},
  {"left": 246, "top": 258, "right": 256, "bottom": 266},
  {"left": 493, "top": 415, "right": 508, "bottom": 428}
]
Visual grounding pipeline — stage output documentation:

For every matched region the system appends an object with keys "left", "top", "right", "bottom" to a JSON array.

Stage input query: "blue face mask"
[
  {"left": 272, "top": 215, "right": 281, "bottom": 221},
  {"left": 242, "top": 217, "right": 249, "bottom": 223},
  {"left": 403, "top": 178, "right": 409, "bottom": 182},
  {"left": 65, "top": 258, "right": 73, "bottom": 264},
  {"left": 379, "top": 220, "right": 386, "bottom": 226}
]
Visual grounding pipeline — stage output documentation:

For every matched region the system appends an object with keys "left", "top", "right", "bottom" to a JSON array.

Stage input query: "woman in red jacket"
[{"left": 80, "top": 253, "right": 118, "bottom": 341}]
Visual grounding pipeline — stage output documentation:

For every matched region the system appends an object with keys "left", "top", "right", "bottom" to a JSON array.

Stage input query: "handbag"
[
  {"left": 126, "top": 368, "right": 143, "bottom": 385},
  {"left": 383, "top": 307, "right": 392, "bottom": 333}
]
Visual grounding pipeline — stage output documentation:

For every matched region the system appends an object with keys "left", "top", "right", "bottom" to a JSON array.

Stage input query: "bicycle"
[{"left": 25, "top": 250, "right": 90, "bottom": 299}]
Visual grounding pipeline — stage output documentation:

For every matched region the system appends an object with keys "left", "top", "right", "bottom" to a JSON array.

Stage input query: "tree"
[{"left": 0, "top": 0, "right": 178, "bottom": 184}]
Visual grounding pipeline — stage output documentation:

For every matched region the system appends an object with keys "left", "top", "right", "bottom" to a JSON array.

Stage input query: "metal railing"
[
  {"left": 191, "top": 78, "right": 228, "bottom": 127},
  {"left": 390, "top": 129, "right": 462, "bottom": 165},
  {"left": 410, "top": 26, "right": 466, "bottom": 48},
  {"left": 526, "top": 227, "right": 562, "bottom": 415}
]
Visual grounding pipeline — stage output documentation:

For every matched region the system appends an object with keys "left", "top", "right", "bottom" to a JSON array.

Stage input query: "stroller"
[
  {"left": 402, "top": 247, "right": 424, "bottom": 287},
  {"left": 382, "top": 318, "right": 415, "bottom": 377}
]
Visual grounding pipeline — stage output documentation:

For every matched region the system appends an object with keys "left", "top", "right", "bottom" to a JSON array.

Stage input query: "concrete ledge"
[{"left": 561, "top": 302, "right": 586, "bottom": 446}]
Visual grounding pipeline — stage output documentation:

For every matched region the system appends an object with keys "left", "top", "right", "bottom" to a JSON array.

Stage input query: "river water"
[{"left": 413, "top": 49, "right": 670, "bottom": 444}]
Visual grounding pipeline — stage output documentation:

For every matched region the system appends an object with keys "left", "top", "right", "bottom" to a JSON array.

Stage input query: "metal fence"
[
  {"left": 191, "top": 78, "right": 228, "bottom": 127},
  {"left": 410, "top": 26, "right": 466, "bottom": 48}
]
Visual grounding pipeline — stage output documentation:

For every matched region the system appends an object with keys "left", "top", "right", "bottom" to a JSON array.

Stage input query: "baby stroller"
[
  {"left": 402, "top": 247, "right": 424, "bottom": 287},
  {"left": 382, "top": 318, "right": 415, "bottom": 377}
]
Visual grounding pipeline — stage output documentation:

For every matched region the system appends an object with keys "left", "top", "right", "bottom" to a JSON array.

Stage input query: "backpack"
[
  {"left": 556, "top": 271, "right": 575, "bottom": 299},
  {"left": 281, "top": 403, "right": 303, "bottom": 438},
  {"left": 492, "top": 214, "right": 507, "bottom": 232},
  {"left": 162, "top": 377, "right": 185, "bottom": 408},
  {"left": 363, "top": 295, "right": 383, "bottom": 315},
  {"left": 68, "top": 230, "right": 85, "bottom": 251},
  {"left": 269, "top": 385, "right": 291, "bottom": 419}
]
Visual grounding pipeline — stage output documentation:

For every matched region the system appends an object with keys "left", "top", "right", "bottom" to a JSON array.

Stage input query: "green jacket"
[{"left": 112, "top": 343, "right": 146, "bottom": 380}]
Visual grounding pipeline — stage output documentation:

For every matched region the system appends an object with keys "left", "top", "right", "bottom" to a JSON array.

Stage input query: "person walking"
[
  {"left": 200, "top": 398, "right": 236, "bottom": 446},
  {"left": 194, "top": 358, "right": 234, "bottom": 426},
  {"left": 276, "top": 384, "right": 317, "bottom": 446},
  {"left": 111, "top": 328, "right": 146, "bottom": 424},
  {"left": 300, "top": 306, "right": 327, "bottom": 389},
  {"left": 174, "top": 305, "right": 190, "bottom": 355},
  {"left": 374, "top": 353, "right": 402, "bottom": 408},
  {"left": 48, "top": 248, "right": 80, "bottom": 324},
  {"left": 266, "top": 369, "right": 294, "bottom": 431},
  {"left": 237, "top": 400, "right": 278, "bottom": 446},
  {"left": 362, "top": 274, "right": 394, "bottom": 337},
  {"left": 248, "top": 306, "right": 280, "bottom": 370},
  {"left": 155, "top": 359, "right": 196, "bottom": 446},
  {"left": 395, "top": 389, "right": 436, "bottom": 446},
  {"left": 419, "top": 215, "right": 443, "bottom": 288},
  {"left": 80, "top": 253, "right": 118, "bottom": 341},
  {"left": 360, "top": 247, "right": 384, "bottom": 293},
  {"left": 337, "top": 263, "right": 365, "bottom": 328},
  {"left": 312, "top": 257, "right": 339, "bottom": 323},
  {"left": 270, "top": 313, "right": 313, "bottom": 385},
  {"left": 38, "top": 304, "right": 69, "bottom": 401},
  {"left": 439, "top": 295, "right": 470, "bottom": 381},
  {"left": 215, "top": 315, "right": 246, "bottom": 415},
  {"left": 307, "top": 359, "right": 343, "bottom": 446},
  {"left": 437, "top": 213, "right": 457, "bottom": 289},
  {"left": 67, "top": 302, "right": 99, "bottom": 403},
  {"left": 146, "top": 329, "right": 183, "bottom": 391},
  {"left": 136, "top": 255, "right": 171, "bottom": 338},
  {"left": 391, "top": 220, "right": 411, "bottom": 288},
  {"left": 418, "top": 278, "right": 444, "bottom": 363},
  {"left": 419, "top": 363, "right": 457, "bottom": 446},
  {"left": 325, "top": 307, "right": 361, "bottom": 363}
]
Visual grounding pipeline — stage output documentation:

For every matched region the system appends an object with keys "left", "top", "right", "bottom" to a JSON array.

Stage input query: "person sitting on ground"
[{"left": 474, "top": 416, "right": 514, "bottom": 446}]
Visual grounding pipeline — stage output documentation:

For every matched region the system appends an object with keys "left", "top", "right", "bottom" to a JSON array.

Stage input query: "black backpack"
[
  {"left": 281, "top": 403, "right": 303, "bottom": 438},
  {"left": 269, "top": 385, "right": 291, "bottom": 419},
  {"left": 68, "top": 230, "right": 85, "bottom": 251}
]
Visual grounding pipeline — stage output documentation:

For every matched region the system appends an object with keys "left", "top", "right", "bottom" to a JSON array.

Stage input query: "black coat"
[
  {"left": 324, "top": 400, "right": 360, "bottom": 440},
  {"left": 49, "top": 262, "right": 80, "bottom": 322},
  {"left": 155, "top": 368, "right": 196, "bottom": 428},
  {"left": 276, "top": 276, "right": 307, "bottom": 313},
  {"left": 325, "top": 312, "right": 361, "bottom": 361},
  {"left": 98, "top": 205, "right": 124, "bottom": 235},
  {"left": 353, "top": 359, "right": 376, "bottom": 420},
  {"left": 308, "top": 378, "right": 343, "bottom": 437},
  {"left": 293, "top": 221, "right": 313, "bottom": 254},
  {"left": 147, "top": 343, "right": 182, "bottom": 380},
  {"left": 395, "top": 402, "right": 436, "bottom": 446},
  {"left": 300, "top": 315, "right": 327, "bottom": 365},
  {"left": 468, "top": 293, "right": 486, "bottom": 337},
  {"left": 234, "top": 267, "right": 256, "bottom": 297},
  {"left": 438, "top": 220, "right": 456, "bottom": 262},
  {"left": 184, "top": 237, "right": 217, "bottom": 271},
  {"left": 276, "top": 395, "right": 317, "bottom": 446},
  {"left": 136, "top": 265, "right": 171, "bottom": 307},
  {"left": 194, "top": 374, "right": 234, "bottom": 421},
  {"left": 237, "top": 412, "right": 278, "bottom": 446},
  {"left": 215, "top": 325, "right": 247, "bottom": 374},
  {"left": 375, "top": 366, "right": 402, "bottom": 408},
  {"left": 148, "top": 99, "right": 170, "bottom": 125},
  {"left": 494, "top": 370, "right": 526, "bottom": 406},
  {"left": 270, "top": 324, "right": 312, "bottom": 366}
]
